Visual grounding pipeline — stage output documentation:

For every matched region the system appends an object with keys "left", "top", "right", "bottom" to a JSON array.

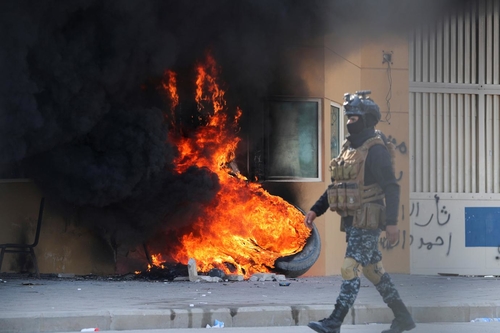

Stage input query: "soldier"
[{"left": 304, "top": 91, "right": 415, "bottom": 333}]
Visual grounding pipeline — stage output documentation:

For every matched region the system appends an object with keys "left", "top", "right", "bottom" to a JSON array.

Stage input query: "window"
[
  {"left": 266, "top": 99, "right": 321, "bottom": 180},
  {"left": 330, "top": 104, "right": 341, "bottom": 158}
]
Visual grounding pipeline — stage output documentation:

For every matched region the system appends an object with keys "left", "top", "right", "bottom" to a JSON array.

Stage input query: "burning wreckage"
[{"left": 134, "top": 54, "right": 320, "bottom": 281}]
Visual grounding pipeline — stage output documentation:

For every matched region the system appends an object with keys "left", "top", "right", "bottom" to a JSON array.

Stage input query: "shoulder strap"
[
  {"left": 360, "top": 135, "right": 386, "bottom": 151},
  {"left": 340, "top": 139, "right": 350, "bottom": 153},
  {"left": 359, "top": 134, "right": 397, "bottom": 170}
]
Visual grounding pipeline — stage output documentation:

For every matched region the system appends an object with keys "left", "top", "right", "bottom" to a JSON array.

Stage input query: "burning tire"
[{"left": 273, "top": 222, "right": 321, "bottom": 278}]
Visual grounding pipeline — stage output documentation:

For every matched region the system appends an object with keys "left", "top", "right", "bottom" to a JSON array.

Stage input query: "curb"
[{"left": 2, "top": 304, "right": 500, "bottom": 333}]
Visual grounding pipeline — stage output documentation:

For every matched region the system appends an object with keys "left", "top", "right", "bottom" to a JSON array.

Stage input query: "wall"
[
  {"left": 0, "top": 180, "right": 114, "bottom": 276},
  {"left": 268, "top": 32, "right": 413, "bottom": 277},
  {"left": 406, "top": 1, "right": 500, "bottom": 276},
  {"left": 359, "top": 39, "right": 411, "bottom": 273},
  {"left": 410, "top": 194, "right": 500, "bottom": 275},
  {"left": 300, "top": 35, "right": 411, "bottom": 276}
]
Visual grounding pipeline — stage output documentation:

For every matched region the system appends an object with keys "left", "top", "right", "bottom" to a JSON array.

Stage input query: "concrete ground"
[
  {"left": 55, "top": 323, "right": 500, "bottom": 333},
  {"left": 1, "top": 273, "right": 500, "bottom": 333}
]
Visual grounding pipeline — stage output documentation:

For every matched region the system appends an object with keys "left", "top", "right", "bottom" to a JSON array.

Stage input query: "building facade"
[{"left": 1, "top": 0, "right": 499, "bottom": 277}]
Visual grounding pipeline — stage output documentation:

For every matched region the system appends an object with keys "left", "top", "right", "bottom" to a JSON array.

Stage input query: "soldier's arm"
[{"left": 368, "top": 145, "right": 400, "bottom": 226}]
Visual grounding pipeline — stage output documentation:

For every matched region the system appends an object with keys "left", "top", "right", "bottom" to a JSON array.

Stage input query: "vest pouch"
[
  {"left": 329, "top": 160, "right": 336, "bottom": 180},
  {"left": 345, "top": 183, "right": 360, "bottom": 210},
  {"left": 327, "top": 183, "right": 338, "bottom": 211},
  {"left": 330, "top": 166, "right": 340, "bottom": 181},
  {"left": 336, "top": 183, "right": 347, "bottom": 211},
  {"left": 342, "top": 163, "right": 352, "bottom": 180},
  {"left": 353, "top": 203, "right": 385, "bottom": 230},
  {"left": 349, "top": 162, "right": 359, "bottom": 179},
  {"left": 378, "top": 204, "right": 386, "bottom": 229}
]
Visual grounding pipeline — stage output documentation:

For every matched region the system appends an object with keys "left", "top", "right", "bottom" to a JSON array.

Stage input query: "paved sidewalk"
[
  {"left": 53, "top": 323, "right": 500, "bottom": 333},
  {"left": 1, "top": 273, "right": 500, "bottom": 333}
]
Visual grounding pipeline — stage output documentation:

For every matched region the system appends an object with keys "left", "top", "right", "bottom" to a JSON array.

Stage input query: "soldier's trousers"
[{"left": 336, "top": 226, "right": 402, "bottom": 310}]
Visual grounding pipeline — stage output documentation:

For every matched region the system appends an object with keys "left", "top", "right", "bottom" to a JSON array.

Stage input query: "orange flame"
[
  {"left": 162, "top": 70, "right": 179, "bottom": 127},
  {"left": 157, "top": 53, "right": 310, "bottom": 278}
]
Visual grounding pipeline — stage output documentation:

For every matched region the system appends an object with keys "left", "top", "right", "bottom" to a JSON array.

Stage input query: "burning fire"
[
  {"left": 152, "top": 53, "right": 310, "bottom": 278},
  {"left": 162, "top": 69, "right": 179, "bottom": 127}
]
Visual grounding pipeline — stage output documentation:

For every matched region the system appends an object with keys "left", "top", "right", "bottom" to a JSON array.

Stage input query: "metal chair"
[{"left": 0, "top": 197, "right": 45, "bottom": 278}]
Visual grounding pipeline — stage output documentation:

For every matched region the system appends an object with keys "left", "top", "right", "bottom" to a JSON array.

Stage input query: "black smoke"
[{"left": 0, "top": 0, "right": 471, "bottom": 257}]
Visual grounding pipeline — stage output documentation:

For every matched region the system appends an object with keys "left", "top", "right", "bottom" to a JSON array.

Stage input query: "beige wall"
[
  {"left": 0, "top": 180, "right": 114, "bottom": 276},
  {"left": 282, "top": 34, "right": 411, "bottom": 276},
  {"left": 360, "top": 40, "right": 410, "bottom": 273}
]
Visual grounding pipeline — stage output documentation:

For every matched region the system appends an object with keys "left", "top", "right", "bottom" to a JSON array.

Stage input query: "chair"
[{"left": 0, "top": 197, "right": 45, "bottom": 278}]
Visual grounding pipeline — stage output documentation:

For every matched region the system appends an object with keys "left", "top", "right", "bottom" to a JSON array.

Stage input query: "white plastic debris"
[
  {"left": 81, "top": 328, "right": 99, "bottom": 332},
  {"left": 188, "top": 258, "right": 199, "bottom": 282},
  {"left": 226, "top": 274, "right": 244, "bottom": 281},
  {"left": 57, "top": 273, "right": 75, "bottom": 278},
  {"left": 206, "top": 319, "right": 224, "bottom": 328},
  {"left": 198, "top": 276, "right": 222, "bottom": 283},
  {"left": 471, "top": 318, "right": 500, "bottom": 322}
]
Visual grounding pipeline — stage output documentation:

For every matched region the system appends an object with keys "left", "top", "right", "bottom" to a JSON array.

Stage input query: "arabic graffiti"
[
  {"left": 411, "top": 195, "right": 453, "bottom": 256},
  {"left": 414, "top": 194, "right": 451, "bottom": 227},
  {"left": 387, "top": 135, "right": 408, "bottom": 155},
  {"left": 381, "top": 195, "right": 453, "bottom": 256},
  {"left": 409, "top": 202, "right": 419, "bottom": 217},
  {"left": 418, "top": 233, "right": 452, "bottom": 256},
  {"left": 387, "top": 134, "right": 405, "bottom": 181}
]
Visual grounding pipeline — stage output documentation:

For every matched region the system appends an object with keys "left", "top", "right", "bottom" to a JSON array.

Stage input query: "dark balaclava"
[
  {"left": 347, "top": 113, "right": 379, "bottom": 135},
  {"left": 347, "top": 116, "right": 365, "bottom": 135}
]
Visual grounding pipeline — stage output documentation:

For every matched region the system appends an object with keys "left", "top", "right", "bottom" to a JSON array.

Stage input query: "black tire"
[{"left": 273, "top": 222, "right": 321, "bottom": 278}]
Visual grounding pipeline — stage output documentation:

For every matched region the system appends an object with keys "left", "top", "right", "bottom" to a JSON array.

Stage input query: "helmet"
[{"left": 343, "top": 90, "right": 381, "bottom": 127}]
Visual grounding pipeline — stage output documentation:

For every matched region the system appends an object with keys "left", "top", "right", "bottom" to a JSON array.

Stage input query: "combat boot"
[
  {"left": 381, "top": 300, "right": 416, "bottom": 333},
  {"left": 307, "top": 303, "right": 348, "bottom": 333}
]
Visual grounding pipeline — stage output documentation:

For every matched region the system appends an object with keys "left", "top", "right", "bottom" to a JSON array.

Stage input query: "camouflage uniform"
[{"left": 338, "top": 226, "right": 401, "bottom": 311}]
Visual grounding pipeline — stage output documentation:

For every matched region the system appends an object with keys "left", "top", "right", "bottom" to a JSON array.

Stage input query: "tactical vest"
[{"left": 327, "top": 134, "right": 395, "bottom": 229}]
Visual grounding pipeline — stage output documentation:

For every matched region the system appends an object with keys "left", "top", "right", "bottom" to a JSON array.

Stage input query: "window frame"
[
  {"left": 330, "top": 102, "right": 344, "bottom": 160},
  {"left": 264, "top": 97, "right": 323, "bottom": 182}
]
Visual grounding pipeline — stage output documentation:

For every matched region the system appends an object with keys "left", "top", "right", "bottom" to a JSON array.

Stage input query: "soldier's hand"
[
  {"left": 304, "top": 211, "right": 317, "bottom": 229},
  {"left": 385, "top": 225, "right": 400, "bottom": 245}
]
